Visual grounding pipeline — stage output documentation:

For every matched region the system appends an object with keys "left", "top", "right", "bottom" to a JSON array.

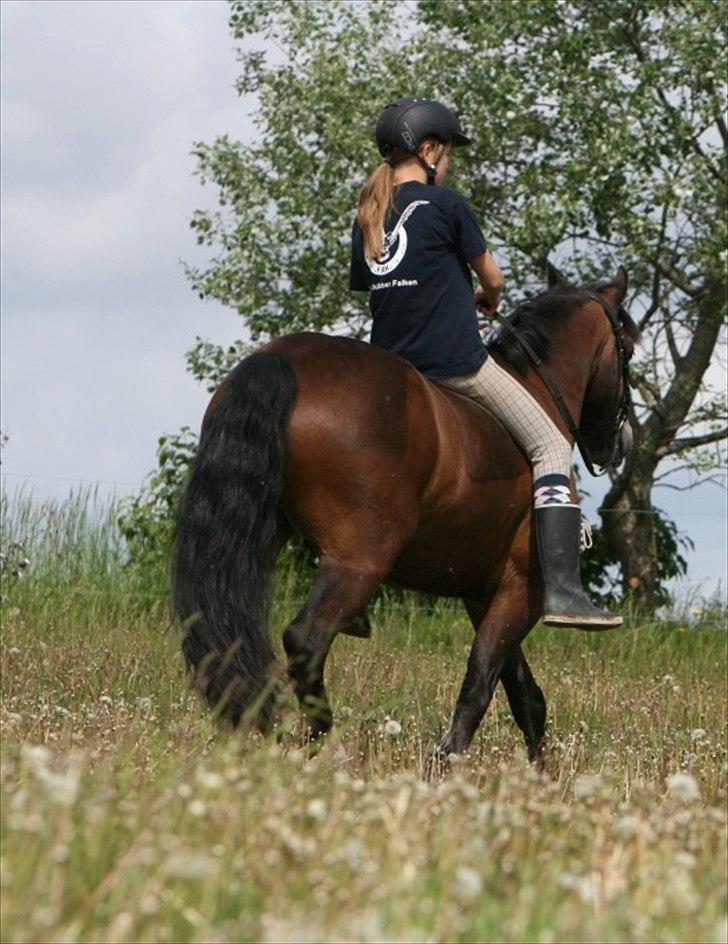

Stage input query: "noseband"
[{"left": 493, "top": 292, "right": 633, "bottom": 477}]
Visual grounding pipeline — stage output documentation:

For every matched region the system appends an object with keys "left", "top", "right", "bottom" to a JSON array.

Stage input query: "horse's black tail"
[{"left": 172, "top": 352, "right": 297, "bottom": 727}]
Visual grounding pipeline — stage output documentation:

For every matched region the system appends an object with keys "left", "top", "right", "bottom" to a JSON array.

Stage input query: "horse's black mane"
[{"left": 486, "top": 281, "right": 640, "bottom": 374}]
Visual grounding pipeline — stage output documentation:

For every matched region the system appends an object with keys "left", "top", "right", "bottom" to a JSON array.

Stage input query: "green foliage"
[{"left": 117, "top": 428, "right": 198, "bottom": 583}]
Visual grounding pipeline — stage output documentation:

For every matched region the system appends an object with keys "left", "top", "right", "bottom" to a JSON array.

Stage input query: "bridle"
[{"left": 492, "top": 292, "right": 634, "bottom": 477}]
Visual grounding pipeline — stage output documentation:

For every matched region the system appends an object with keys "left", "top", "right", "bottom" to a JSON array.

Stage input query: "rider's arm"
[{"left": 470, "top": 249, "right": 504, "bottom": 315}]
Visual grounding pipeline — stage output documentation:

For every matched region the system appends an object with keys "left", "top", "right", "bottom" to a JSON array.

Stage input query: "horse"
[{"left": 172, "top": 265, "right": 638, "bottom": 762}]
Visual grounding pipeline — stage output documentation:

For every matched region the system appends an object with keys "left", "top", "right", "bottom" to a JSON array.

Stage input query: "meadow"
[{"left": 1, "top": 490, "right": 726, "bottom": 943}]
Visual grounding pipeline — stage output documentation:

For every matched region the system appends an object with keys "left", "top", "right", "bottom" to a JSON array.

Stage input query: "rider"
[{"left": 349, "top": 96, "right": 622, "bottom": 630}]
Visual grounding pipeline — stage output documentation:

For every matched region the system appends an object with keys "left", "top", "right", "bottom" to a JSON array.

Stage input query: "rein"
[{"left": 492, "top": 292, "right": 632, "bottom": 477}]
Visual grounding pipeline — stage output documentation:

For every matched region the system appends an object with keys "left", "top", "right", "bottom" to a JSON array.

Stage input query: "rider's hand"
[{"left": 475, "top": 286, "right": 498, "bottom": 318}]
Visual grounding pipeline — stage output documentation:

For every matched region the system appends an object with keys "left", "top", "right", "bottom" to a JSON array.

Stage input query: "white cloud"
[{"left": 1, "top": 0, "right": 249, "bottom": 495}]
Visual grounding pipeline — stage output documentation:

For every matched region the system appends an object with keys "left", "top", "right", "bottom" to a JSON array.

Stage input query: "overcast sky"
[
  {"left": 1, "top": 0, "right": 725, "bottom": 601},
  {"left": 1, "top": 0, "right": 248, "bottom": 492}
]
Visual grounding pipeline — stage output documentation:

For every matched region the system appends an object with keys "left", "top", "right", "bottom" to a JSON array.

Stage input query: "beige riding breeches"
[{"left": 435, "top": 355, "right": 573, "bottom": 485}]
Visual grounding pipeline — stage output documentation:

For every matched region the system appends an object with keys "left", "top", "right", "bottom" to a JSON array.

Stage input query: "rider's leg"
[{"left": 437, "top": 356, "right": 622, "bottom": 630}]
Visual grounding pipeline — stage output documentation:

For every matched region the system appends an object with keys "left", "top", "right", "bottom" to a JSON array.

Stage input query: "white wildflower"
[
  {"left": 21, "top": 744, "right": 51, "bottom": 769},
  {"left": 560, "top": 872, "right": 595, "bottom": 903},
  {"left": 163, "top": 851, "right": 219, "bottom": 880},
  {"left": 612, "top": 815, "right": 640, "bottom": 839},
  {"left": 690, "top": 728, "right": 707, "bottom": 743},
  {"left": 36, "top": 765, "right": 82, "bottom": 807},
  {"left": 454, "top": 866, "right": 483, "bottom": 904},
  {"left": 306, "top": 798, "right": 327, "bottom": 822},
  {"left": 98, "top": 695, "right": 113, "bottom": 706},
  {"left": 573, "top": 774, "right": 603, "bottom": 800},
  {"left": 383, "top": 719, "right": 402, "bottom": 737},
  {"left": 195, "top": 769, "right": 224, "bottom": 791},
  {"left": 672, "top": 851, "right": 697, "bottom": 871},
  {"left": 139, "top": 894, "right": 160, "bottom": 915},
  {"left": 187, "top": 799, "right": 207, "bottom": 817},
  {"left": 665, "top": 773, "right": 700, "bottom": 803}
]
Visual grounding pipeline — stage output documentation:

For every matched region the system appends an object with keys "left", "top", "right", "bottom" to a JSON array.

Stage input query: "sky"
[{"left": 1, "top": 0, "right": 726, "bottom": 602}]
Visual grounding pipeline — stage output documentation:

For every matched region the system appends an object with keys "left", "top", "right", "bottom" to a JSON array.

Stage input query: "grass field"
[{"left": 1, "top": 491, "right": 726, "bottom": 943}]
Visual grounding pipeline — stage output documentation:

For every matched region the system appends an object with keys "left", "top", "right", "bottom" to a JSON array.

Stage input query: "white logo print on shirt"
[{"left": 365, "top": 200, "right": 430, "bottom": 276}]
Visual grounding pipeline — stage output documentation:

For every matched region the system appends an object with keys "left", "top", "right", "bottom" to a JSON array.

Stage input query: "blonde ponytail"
[
  {"left": 356, "top": 140, "right": 448, "bottom": 261},
  {"left": 357, "top": 162, "right": 395, "bottom": 261}
]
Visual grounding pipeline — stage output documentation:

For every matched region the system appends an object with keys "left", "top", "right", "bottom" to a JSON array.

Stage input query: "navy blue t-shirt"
[{"left": 349, "top": 181, "right": 488, "bottom": 379}]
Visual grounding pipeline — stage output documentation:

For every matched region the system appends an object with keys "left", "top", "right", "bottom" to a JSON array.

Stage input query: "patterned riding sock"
[{"left": 533, "top": 473, "right": 575, "bottom": 508}]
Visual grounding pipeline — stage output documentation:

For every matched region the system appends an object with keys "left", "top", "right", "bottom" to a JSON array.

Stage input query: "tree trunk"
[
  {"left": 599, "top": 277, "right": 726, "bottom": 613},
  {"left": 600, "top": 461, "right": 659, "bottom": 613}
]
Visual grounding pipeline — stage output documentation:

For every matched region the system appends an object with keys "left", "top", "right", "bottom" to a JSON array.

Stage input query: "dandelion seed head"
[
  {"left": 307, "top": 798, "right": 327, "bottom": 822},
  {"left": 672, "top": 851, "right": 697, "bottom": 871},
  {"left": 195, "top": 769, "right": 224, "bottom": 791},
  {"left": 612, "top": 815, "right": 640, "bottom": 839},
  {"left": 163, "top": 851, "right": 219, "bottom": 879},
  {"left": 666, "top": 773, "right": 700, "bottom": 803},
  {"left": 573, "top": 774, "right": 603, "bottom": 800},
  {"left": 454, "top": 866, "right": 483, "bottom": 904},
  {"left": 188, "top": 799, "right": 207, "bottom": 817}
]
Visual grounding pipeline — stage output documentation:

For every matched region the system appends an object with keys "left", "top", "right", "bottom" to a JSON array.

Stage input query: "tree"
[{"left": 182, "top": 0, "right": 726, "bottom": 611}]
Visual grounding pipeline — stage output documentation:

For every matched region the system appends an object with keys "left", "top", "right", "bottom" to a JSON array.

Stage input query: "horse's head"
[{"left": 549, "top": 264, "right": 639, "bottom": 471}]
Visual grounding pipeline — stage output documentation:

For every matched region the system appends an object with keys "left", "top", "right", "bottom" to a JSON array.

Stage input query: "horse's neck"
[{"left": 533, "top": 314, "right": 602, "bottom": 425}]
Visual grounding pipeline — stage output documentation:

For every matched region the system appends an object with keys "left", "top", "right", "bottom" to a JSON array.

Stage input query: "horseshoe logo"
[{"left": 365, "top": 200, "right": 430, "bottom": 276}]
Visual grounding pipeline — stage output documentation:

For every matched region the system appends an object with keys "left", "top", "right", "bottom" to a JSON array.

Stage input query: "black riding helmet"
[{"left": 375, "top": 96, "right": 471, "bottom": 182}]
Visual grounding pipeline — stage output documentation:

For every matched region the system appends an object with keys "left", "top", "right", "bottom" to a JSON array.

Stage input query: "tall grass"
[{"left": 1, "top": 490, "right": 726, "bottom": 943}]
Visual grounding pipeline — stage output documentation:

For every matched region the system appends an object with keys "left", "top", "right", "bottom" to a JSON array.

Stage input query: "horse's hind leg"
[
  {"left": 282, "top": 561, "right": 382, "bottom": 738},
  {"left": 500, "top": 646, "right": 547, "bottom": 765}
]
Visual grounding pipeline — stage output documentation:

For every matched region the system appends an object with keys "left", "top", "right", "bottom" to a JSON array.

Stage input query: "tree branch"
[
  {"left": 654, "top": 473, "right": 726, "bottom": 491},
  {"left": 656, "top": 427, "right": 728, "bottom": 457},
  {"left": 638, "top": 215, "right": 666, "bottom": 331},
  {"left": 656, "top": 258, "right": 704, "bottom": 298},
  {"left": 664, "top": 318, "right": 682, "bottom": 368}
]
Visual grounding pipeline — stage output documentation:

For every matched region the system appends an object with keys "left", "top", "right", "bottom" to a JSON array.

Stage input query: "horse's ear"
[
  {"left": 604, "top": 265, "right": 628, "bottom": 306},
  {"left": 546, "top": 261, "right": 569, "bottom": 289}
]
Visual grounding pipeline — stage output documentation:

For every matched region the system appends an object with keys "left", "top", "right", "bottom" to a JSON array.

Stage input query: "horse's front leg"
[{"left": 440, "top": 578, "right": 538, "bottom": 757}]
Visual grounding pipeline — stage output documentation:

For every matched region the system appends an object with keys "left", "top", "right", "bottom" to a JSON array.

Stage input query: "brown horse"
[{"left": 173, "top": 267, "right": 638, "bottom": 760}]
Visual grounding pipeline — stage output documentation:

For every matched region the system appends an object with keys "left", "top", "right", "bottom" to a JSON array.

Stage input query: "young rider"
[{"left": 349, "top": 96, "right": 622, "bottom": 630}]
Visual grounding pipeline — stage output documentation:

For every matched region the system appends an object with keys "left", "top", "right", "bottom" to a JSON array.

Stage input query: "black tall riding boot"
[{"left": 535, "top": 505, "right": 623, "bottom": 630}]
